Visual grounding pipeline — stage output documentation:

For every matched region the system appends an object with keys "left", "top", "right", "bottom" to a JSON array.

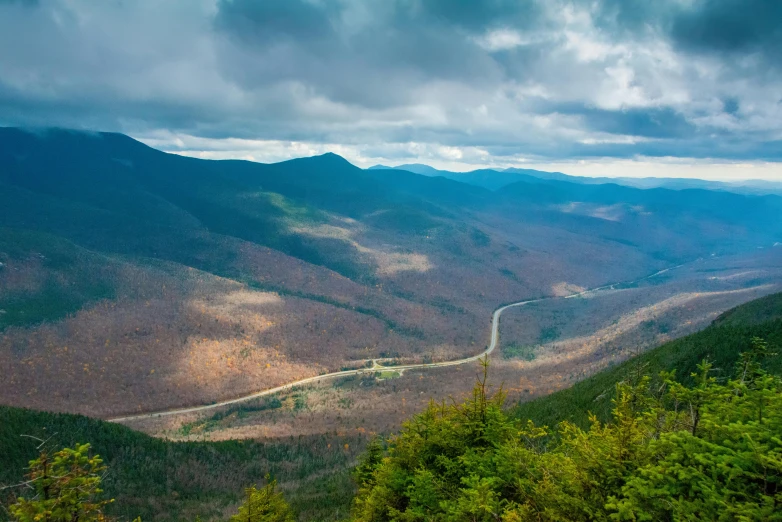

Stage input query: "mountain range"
[
  {"left": 1, "top": 126, "right": 781, "bottom": 420},
  {"left": 369, "top": 163, "right": 782, "bottom": 195}
]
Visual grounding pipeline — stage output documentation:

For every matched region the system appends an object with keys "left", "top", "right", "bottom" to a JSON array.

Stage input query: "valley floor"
[{"left": 122, "top": 248, "right": 782, "bottom": 441}]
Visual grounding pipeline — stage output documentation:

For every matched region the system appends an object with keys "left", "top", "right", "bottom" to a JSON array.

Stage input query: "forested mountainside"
[
  {"left": 2, "top": 292, "right": 780, "bottom": 521},
  {"left": 2, "top": 127, "right": 781, "bottom": 419},
  {"left": 513, "top": 291, "right": 782, "bottom": 427}
]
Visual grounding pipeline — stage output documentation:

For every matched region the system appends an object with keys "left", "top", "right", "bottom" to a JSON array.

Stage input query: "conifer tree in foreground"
[
  {"left": 228, "top": 479, "right": 295, "bottom": 522},
  {"left": 5, "top": 443, "right": 297, "bottom": 522},
  {"left": 9, "top": 443, "right": 112, "bottom": 522}
]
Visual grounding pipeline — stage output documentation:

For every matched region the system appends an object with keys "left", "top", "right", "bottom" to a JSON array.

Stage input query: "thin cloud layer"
[{"left": 1, "top": 0, "right": 781, "bottom": 174}]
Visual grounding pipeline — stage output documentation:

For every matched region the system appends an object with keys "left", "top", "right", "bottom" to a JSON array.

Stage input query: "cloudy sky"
[{"left": 1, "top": 0, "right": 781, "bottom": 180}]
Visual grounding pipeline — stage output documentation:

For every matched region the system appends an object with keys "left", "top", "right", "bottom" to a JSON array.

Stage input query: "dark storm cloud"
[
  {"left": 592, "top": 0, "right": 782, "bottom": 67},
  {"left": 536, "top": 103, "right": 698, "bottom": 139},
  {"left": 393, "top": 0, "right": 543, "bottom": 31},
  {"left": 212, "top": 0, "right": 506, "bottom": 109},
  {"left": 215, "top": 0, "right": 334, "bottom": 46},
  {"left": 589, "top": 108, "right": 696, "bottom": 140},
  {"left": 0, "top": 0, "right": 781, "bottom": 167},
  {"left": 670, "top": 0, "right": 782, "bottom": 60}
]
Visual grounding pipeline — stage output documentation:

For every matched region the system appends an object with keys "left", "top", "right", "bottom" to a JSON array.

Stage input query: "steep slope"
[
  {"left": 494, "top": 177, "right": 782, "bottom": 260},
  {"left": 0, "top": 406, "right": 362, "bottom": 522},
  {"left": 512, "top": 292, "right": 782, "bottom": 428},
  {"left": 372, "top": 161, "right": 782, "bottom": 260}
]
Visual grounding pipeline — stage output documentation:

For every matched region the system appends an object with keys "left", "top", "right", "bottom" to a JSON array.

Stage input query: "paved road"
[{"left": 109, "top": 263, "right": 686, "bottom": 423}]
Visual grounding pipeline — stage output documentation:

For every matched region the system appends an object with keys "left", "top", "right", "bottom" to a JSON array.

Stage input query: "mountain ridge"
[{"left": 371, "top": 161, "right": 782, "bottom": 195}]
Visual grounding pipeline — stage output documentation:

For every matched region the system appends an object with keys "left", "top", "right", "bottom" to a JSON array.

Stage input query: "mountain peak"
[
  {"left": 311, "top": 151, "right": 356, "bottom": 167},
  {"left": 318, "top": 151, "right": 345, "bottom": 160}
]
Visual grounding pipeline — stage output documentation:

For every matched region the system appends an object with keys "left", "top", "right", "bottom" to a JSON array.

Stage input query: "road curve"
[{"left": 109, "top": 263, "right": 686, "bottom": 423}]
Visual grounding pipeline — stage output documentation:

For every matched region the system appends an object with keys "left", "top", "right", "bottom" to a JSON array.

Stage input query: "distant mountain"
[
  {"left": 369, "top": 163, "right": 572, "bottom": 190},
  {"left": 553, "top": 174, "right": 782, "bottom": 196},
  {"left": 1, "top": 126, "right": 780, "bottom": 278},
  {"left": 369, "top": 163, "right": 443, "bottom": 176},
  {"left": 372, "top": 163, "right": 782, "bottom": 196},
  {"left": 1, "top": 127, "right": 779, "bottom": 284}
]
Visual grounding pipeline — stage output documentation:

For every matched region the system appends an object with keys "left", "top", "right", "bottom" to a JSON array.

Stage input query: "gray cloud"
[
  {"left": 0, "top": 0, "right": 781, "bottom": 168},
  {"left": 670, "top": 0, "right": 782, "bottom": 59}
]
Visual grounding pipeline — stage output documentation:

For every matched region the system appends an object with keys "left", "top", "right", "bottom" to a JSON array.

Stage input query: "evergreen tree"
[
  {"left": 350, "top": 344, "right": 782, "bottom": 521},
  {"left": 9, "top": 443, "right": 112, "bottom": 522},
  {"left": 353, "top": 438, "right": 385, "bottom": 490},
  {"left": 229, "top": 480, "right": 295, "bottom": 522}
]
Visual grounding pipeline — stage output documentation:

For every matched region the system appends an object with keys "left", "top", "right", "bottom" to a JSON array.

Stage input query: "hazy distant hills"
[
  {"left": 1, "top": 126, "right": 781, "bottom": 418},
  {"left": 1, "top": 127, "right": 779, "bottom": 278},
  {"left": 369, "top": 163, "right": 561, "bottom": 190},
  {"left": 1, "top": 126, "right": 780, "bottom": 297},
  {"left": 370, "top": 163, "right": 782, "bottom": 195}
]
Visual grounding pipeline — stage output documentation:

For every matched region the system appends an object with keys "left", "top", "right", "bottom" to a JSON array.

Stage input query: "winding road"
[{"left": 109, "top": 263, "right": 686, "bottom": 423}]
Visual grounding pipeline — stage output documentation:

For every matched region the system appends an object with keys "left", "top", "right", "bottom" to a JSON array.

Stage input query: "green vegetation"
[
  {"left": 7, "top": 443, "right": 298, "bottom": 522},
  {"left": 0, "top": 407, "right": 364, "bottom": 521},
  {"left": 333, "top": 374, "right": 379, "bottom": 389},
  {"left": 292, "top": 392, "right": 308, "bottom": 411},
  {"left": 640, "top": 318, "right": 671, "bottom": 334},
  {"left": 469, "top": 227, "right": 490, "bottom": 247},
  {"left": 501, "top": 343, "right": 537, "bottom": 361},
  {"left": 498, "top": 268, "right": 523, "bottom": 284},
  {"left": 537, "top": 325, "right": 561, "bottom": 343},
  {"left": 230, "top": 481, "right": 295, "bottom": 522},
  {"left": 0, "top": 229, "right": 117, "bottom": 330},
  {"left": 351, "top": 344, "right": 782, "bottom": 521},
  {"left": 715, "top": 291, "right": 782, "bottom": 326},
  {"left": 178, "top": 398, "right": 285, "bottom": 437},
  {"left": 0, "top": 280, "right": 114, "bottom": 330},
  {"left": 513, "top": 292, "right": 782, "bottom": 429},
  {"left": 362, "top": 208, "right": 441, "bottom": 236},
  {"left": 177, "top": 392, "right": 312, "bottom": 438},
  {"left": 8, "top": 443, "right": 112, "bottom": 522},
  {"left": 375, "top": 371, "right": 402, "bottom": 380}
]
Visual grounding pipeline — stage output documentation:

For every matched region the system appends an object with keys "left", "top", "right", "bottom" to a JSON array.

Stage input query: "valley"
[
  {"left": 3, "top": 3, "right": 782, "bottom": 519},
  {"left": 3, "top": 282, "right": 781, "bottom": 522},
  {"left": 121, "top": 247, "right": 782, "bottom": 440},
  {"left": 1, "top": 128, "right": 781, "bottom": 432},
  {"left": 0, "top": 128, "right": 780, "bottom": 522}
]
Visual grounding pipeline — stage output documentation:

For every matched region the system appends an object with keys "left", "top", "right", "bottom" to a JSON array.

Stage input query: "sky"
[{"left": 1, "top": 0, "right": 781, "bottom": 181}]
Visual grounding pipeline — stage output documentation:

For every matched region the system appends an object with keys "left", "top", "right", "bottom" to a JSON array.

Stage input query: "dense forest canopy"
[{"left": 350, "top": 345, "right": 782, "bottom": 521}]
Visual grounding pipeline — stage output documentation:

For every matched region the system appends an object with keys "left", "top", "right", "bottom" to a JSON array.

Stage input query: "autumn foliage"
[{"left": 3, "top": 338, "right": 781, "bottom": 521}]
